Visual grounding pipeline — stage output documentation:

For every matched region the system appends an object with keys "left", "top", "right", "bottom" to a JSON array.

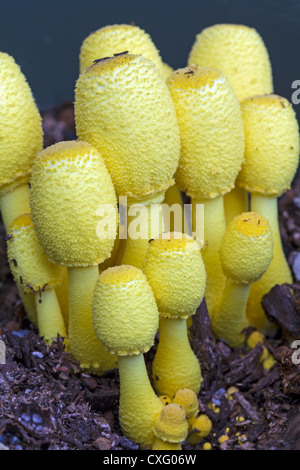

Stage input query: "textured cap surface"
[
  {"left": 172, "top": 388, "right": 199, "bottom": 419},
  {"left": 75, "top": 53, "right": 180, "bottom": 198},
  {"left": 7, "top": 214, "right": 64, "bottom": 294},
  {"left": 79, "top": 24, "right": 165, "bottom": 76},
  {"left": 143, "top": 232, "right": 206, "bottom": 318},
  {"left": 0, "top": 52, "right": 43, "bottom": 194},
  {"left": 220, "top": 212, "right": 273, "bottom": 283},
  {"left": 167, "top": 66, "right": 244, "bottom": 200},
  {"left": 237, "top": 94, "right": 299, "bottom": 196},
  {"left": 188, "top": 24, "right": 273, "bottom": 102},
  {"left": 30, "top": 140, "right": 117, "bottom": 267},
  {"left": 153, "top": 403, "right": 188, "bottom": 443},
  {"left": 92, "top": 265, "right": 159, "bottom": 355}
]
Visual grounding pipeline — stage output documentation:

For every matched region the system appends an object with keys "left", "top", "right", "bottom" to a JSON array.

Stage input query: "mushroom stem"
[
  {"left": 0, "top": 183, "right": 31, "bottom": 232},
  {"left": 224, "top": 187, "right": 249, "bottom": 227},
  {"left": 118, "top": 354, "right": 163, "bottom": 449},
  {"left": 34, "top": 288, "right": 67, "bottom": 345},
  {"left": 152, "top": 316, "right": 202, "bottom": 397},
  {"left": 121, "top": 193, "right": 165, "bottom": 269},
  {"left": 247, "top": 194, "right": 292, "bottom": 332},
  {"left": 68, "top": 266, "right": 117, "bottom": 373},
  {"left": 212, "top": 278, "right": 250, "bottom": 348},
  {"left": 192, "top": 195, "right": 226, "bottom": 316}
]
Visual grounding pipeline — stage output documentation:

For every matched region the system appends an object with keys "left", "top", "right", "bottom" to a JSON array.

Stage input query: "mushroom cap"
[
  {"left": 172, "top": 388, "right": 199, "bottom": 419},
  {"left": 220, "top": 212, "right": 273, "bottom": 284},
  {"left": 79, "top": 23, "right": 166, "bottom": 76},
  {"left": 0, "top": 52, "right": 43, "bottom": 195},
  {"left": 29, "top": 140, "right": 117, "bottom": 267},
  {"left": 7, "top": 214, "right": 64, "bottom": 294},
  {"left": 153, "top": 403, "right": 188, "bottom": 443},
  {"left": 166, "top": 66, "right": 244, "bottom": 200},
  {"left": 188, "top": 24, "right": 273, "bottom": 102},
  {"left": 143, "top": 232, "right": 206, "bottom": 319},
  {"left": 75, "top": 53, "right": 180, "bottom": 199},
  {"left": 92, "top": 265, "right": 159, "bottom": 356},
  {"left": 237, "top": 94, "right": 299, "bottom": 196},
  {"left": 189, "top": 414, "right": 212, "bottom": 439}
]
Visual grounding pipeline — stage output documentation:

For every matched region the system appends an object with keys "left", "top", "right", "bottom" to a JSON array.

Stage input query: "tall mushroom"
[
  {"left": 143, "top": 232, "right": 206, "bottom": 397},
  {"left": 166, "top": 66, "right": 244, "bottom": 316},
  {"left": 29, "top": 140, "right": 118, "bottom": 373},
  {"left": 237, "top": 94, "right": 299, "bottom": 333},
  {"left": 92, "top": 265, "right": 163, "bottom": 449},
  {"left": 74, "top": 53, "right": 180, "bottom": 269},
  {"left": 188, "top": 24, "right": 273, "bottom": 225}
]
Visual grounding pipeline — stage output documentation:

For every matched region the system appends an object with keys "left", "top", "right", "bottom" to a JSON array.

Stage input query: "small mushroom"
[
  {"left": 166, "top": 66, "right": 244, "bottom": 317},
  {"left": 237, "top": 94, "right": 299, "bottom": 333},
  {"left": 211, "top": 212, "right": 273, "bottom": 347},
  {"left": 29, "top": 140, "right": 118, "bottom": 374},
  {"left": 6, "top": 214, "right": 66, "bottom": 345},
  {"left": 143, "top": 232, "right": 206, "bottom": 397},
  {"left": 92, "top": 265, "right": 162, "bottom": 449},
  {"left": 152, "top": 403, "right": 188, "bottom": 450}
]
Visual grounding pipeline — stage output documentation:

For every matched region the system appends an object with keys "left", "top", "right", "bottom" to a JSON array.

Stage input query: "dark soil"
[{"left": 1, "top": 102, "right": 300, "bottom": 451}]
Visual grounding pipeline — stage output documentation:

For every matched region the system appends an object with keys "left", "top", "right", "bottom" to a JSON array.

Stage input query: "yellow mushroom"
[
  {"left": 0, "top": 52, "right": 43, "bottom": 325},
  {"left": 211, "top": 212, "right": 273, "bottom": 347},
  {"left": 29, "top": 140, "right": 118, "bottom": 374},
  {"left": 187, "top": 414, "right": 212, "bottom": 446},
  {"left": 166, "top": 66, "right": 244, "bottom": 316},
  {"left": 237, "top": 94, "right": 299, "bottom": 333},
  {"left": 75, "top": 52, "right": 180, "bottom": 269},
  {"left": 172, "top": 388, "right": 199, "bottom": 420},
  {"left": 188, "top": 23, "right": 274, "bottom": 226},
  {"left": 152, "top": 403, "right": 188, "bottom": 450},
  {"left": 143, "top": 232, "right": 206, "bottom": 397},
  {"left": 6, "top": 214, "right": 66, "bottom": 345},
  {"left": 92, "top": 265, "right": 162, "bottom": 449}
]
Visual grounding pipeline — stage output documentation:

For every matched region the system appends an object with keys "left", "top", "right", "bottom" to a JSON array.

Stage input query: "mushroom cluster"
[{"left": 1, "top": 20, "right": 298, "bottom": 450}]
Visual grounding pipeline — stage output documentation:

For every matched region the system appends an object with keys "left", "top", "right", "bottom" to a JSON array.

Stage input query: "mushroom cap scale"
[
  {"left": 29, "top": 140, "right": 117, "bottom": 267},
  {"left": 143, "top": 232, "right": 206, "bottom": 319},
  {"left": 167, "top": 66, "right": 244, "bottom": 200},
  {"left": 188, "top": 24, "right": 273, "bottom": 102},
  {"left": 0, "top": 52, "right": 43, "bottom": 194},
  {"left": 92, "top": 265, "right": 159, "bottom": 356},
  {"left": 237, "top": 94, "right": 299, "bottom": 196},
  {"left": 220, "top": 212, "right": 273, "bottom": 284},
  {"left": 7, "top": 214, "right": 64, "bottom": 294},
  {"left": 79, "top": 24, "right": 166, "bottom": 76},
  {"left": 75, "top": 53, "right": 180, "bottom": 199}
]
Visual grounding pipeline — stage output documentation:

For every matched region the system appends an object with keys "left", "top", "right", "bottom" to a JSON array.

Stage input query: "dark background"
[{"left": 0, "top": 0, "right": 300, "bottom": 119}]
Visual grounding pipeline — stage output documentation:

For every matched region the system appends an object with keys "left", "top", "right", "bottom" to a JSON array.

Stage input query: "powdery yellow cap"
[
  {"left": 143, "top": 232, "right": 206, "bottom": 319},
  {"left": 75, "top": 53, "right": 180, "bottom": 198},
  {"left": 220, "top": 212, "right": 273, "bottom": 284},
  {"left": 189, "top": 414, "right": 212, "bottom": 438},
  {"left": 167, "top": 66, "right": 244, "bottom": 200},
  {"left": 237, "top": 94, "right": 299, "bottom": 196},
  {"left": 92, "top": 265, "right": 159, "bottom": 356},
  {"left": 0, "top": 52, "right": 43, "bottom": 195},
  {"left": 30, "top": 140, "right": 117, "bottom": 267},
  {"left": 153, "top": 403, "right": 188, "bottom": 443},
  {"left": 79, "top": 24, "right": 166, "bottom": 76},
  {"left": 172, "top": 388, "right": 199, "bottom": 419},
  {"left": 188, "top": 24, "right": 273, "bottom": 102},
  {"left": 7, "top": 214, "right": 64, "bottom": 294}
]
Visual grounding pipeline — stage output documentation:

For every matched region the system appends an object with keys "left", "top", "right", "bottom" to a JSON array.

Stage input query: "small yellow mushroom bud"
[
  {"left": 212, "top": 212, "right": 273, "bottom": 347},
  {"left": 143, "top": 232, "right": 206, "bottom": 397},
  {"left": 187, "top": 414, "right": 212, "bottom": 445},
  {"left": 92, "top": 265, "right": 162, "bottom": 449},
  {"left": 172, "top": 388, "right": 199, "bottom": 419},
  {"left": 152, "top": 403, "right": 188, "bottom": 450}
]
